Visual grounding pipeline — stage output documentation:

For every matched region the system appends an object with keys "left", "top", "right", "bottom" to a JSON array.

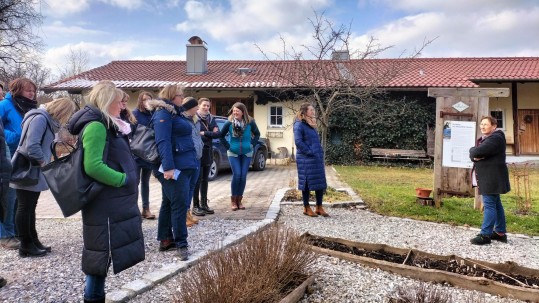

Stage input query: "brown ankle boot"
[
  {"left": 142, "top": 208, "right": 156, "bottom": 219},
  {"left": 231, "top": 196, "right": 238, "bottom": 211},
  {"left": 303, "top": 206, "right": 318, "bottom": 217},
  {"left": 315, "top": 205, "right": 329, "bottom": 217},
  {"left": 237, "top": 195, "right": 245, "bottom": 210},
  {"left": 186, "top": 210, "right": 197, "bottom": 227}
]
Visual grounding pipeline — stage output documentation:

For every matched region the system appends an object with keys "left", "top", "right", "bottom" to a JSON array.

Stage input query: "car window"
[{"left": 216, "top": 120, "right": 225, "bottom": 131}]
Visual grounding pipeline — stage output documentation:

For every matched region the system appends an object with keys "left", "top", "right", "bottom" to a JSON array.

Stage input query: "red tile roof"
[{"left": 43, "top": 57, "right": 539, "bottom": 92}]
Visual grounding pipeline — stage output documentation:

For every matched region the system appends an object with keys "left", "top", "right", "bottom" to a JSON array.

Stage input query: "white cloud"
[
  {"left": 175, "top": 0, "right": 331, "bottom": 43},
  {"left": 98, "top": 0, "right": 144, "bottom": 10},
  {"left": 350, "top": 2, "right": 539, "bottom": 57},
  {"left": 44, "top": 41, "right": 138, "bottom": 76},
  {"left": 43, "top": 21, "right": 106, "bottom": 36},
  {"left": 42, "top": 0, "right": 91, "bottom": 17}
]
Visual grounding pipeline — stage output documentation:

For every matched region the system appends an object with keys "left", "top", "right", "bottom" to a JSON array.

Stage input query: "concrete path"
[{"left": 36, "top": 164, "right": 345, "bottom": 220}]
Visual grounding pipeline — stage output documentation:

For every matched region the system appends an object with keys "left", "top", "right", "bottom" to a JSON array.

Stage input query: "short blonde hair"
[
  {"left": 158, "top": 84, "right": 184, "bottom": 101},
  {"left": 85, "top": 82, "right": 123, "bottom": 128},
  {"left": 45, "top": 97, "right": 78, "bottom": 125}
]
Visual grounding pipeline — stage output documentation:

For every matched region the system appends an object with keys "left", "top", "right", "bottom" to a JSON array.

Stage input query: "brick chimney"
[{"left": 186, "top": 35, "right": 208, "bottom": 74}]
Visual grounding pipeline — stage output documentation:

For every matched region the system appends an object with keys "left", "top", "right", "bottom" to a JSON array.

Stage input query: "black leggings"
[
  {"left": 301, "top": 181, "right": 324, "bottom": 207},
  {"left": 15, "top": 189, "right": 41, "bottom": 241},
  {"left": 193, "top": 164, "right": 211, "bottom": 203}
]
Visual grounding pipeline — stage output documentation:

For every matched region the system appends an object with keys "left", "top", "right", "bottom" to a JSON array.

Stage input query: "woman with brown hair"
[
  {"left": 219, "top": 102, "right": 260, "bottom": 210},
  {"left": 132, "top": 91, "right": 156, "bottom": 219},
  {"left": 12, "top": 97, "right": 78, "bottom": 257},
  {"left": 293, "top": 102, "right": 328, "bottom": 217},
  {"left": 0, "top": 78, "right": 38, "bottom": 250}
]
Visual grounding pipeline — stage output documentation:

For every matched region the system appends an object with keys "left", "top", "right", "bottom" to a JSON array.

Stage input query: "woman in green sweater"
[{"left": 67, "top": 81, "right": 144, "bottom": 303}]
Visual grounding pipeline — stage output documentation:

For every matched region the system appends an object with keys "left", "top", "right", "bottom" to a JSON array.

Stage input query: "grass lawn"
[{"left": 334, "top": 165, "right": 539, "bottom": 236}]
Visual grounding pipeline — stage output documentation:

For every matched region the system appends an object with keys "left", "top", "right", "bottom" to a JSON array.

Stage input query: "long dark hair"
[
  {"left": 227, "top": 102, "right": 252, "bottom": 123},
  {"left": 137, "top": 91, "right": 153, "bottom": 112}
]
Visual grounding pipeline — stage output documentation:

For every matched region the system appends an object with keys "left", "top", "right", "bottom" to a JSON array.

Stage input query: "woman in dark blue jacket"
[
  {"left": 469, "top": 116, "right": 510, "bottom": 245},
  {"left": 219, "top": 102, "right": 260, "bottom": 211},
  {"left": 132, "top": 91, "right": 156, "bottom": 219},
  {"left": 293, "top": 102, "right": 328, "bottom": 217},
  {"left": 149, "top": 85, "right": 201, "bottom": 261}
]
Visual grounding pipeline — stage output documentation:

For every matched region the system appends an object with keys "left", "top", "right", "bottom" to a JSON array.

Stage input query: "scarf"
[
  {"left": 196, "top": 112, "right": 210, "bottom": 131},
  {"left": 13, "top": 95, "right": 38, "bottom": 116},
  {"left": 232, "top": 118, "right": 245, "bottom": 137},
  {"left": 114, "top": 117, "right": 132, "bottom": 136}
]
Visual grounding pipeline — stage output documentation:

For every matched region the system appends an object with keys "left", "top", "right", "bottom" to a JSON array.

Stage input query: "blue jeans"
[
  {"left": 138, "top": 166, "right": 152, "bottom": 209},
  {"left": 0, "top": 187, "right": 17, "bottom": 238},
  {"left": 480, "top": 194, "right": 507, "bottom": 236},
  {"left": 228, "top": 155, "right": 251, "bottom": 196},
  {"left": 156, "top": 169, "right": 197, "bottom": 248},
  {"left": 84, "top": 274, "right": 106, "bottom": 301}
]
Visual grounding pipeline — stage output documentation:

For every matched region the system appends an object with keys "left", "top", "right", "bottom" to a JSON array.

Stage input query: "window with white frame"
[
  {"left": 490, "top": 109, "right": 504, "bottom": 130},
  {"left": 269, "top": 106, "right": 283, "bottom": 127}
]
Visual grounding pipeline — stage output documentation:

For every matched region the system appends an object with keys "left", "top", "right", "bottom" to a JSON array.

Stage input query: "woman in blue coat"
[
  {"left": 293, "top": 102, "right": 328, "bottom": 217},
  {"left": 148, "top": 85, "right": 201, "bottom": 261}
]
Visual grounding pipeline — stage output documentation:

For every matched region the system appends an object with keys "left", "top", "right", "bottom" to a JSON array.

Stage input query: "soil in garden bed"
[
  {"left": 305, "top": 235, "right": 539, "bottom": 289},
  {"left": 282, "top": 187, "right": 351, "bottom": 202}
]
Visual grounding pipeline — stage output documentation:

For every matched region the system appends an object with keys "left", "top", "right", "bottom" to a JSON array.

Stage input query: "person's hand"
[
  {"left": 200, "top": 131, "right": 205, "bottom": 136},
  {"left": 163, "top": 169, "right": 175, "bottom": 180},
  {"left": 473, "top": 157, "right": 484, "bottom": 161}
]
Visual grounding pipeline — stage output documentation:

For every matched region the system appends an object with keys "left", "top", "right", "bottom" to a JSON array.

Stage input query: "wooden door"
[{"left": 518, "top": 109, "right": 539, "bottom": 154}]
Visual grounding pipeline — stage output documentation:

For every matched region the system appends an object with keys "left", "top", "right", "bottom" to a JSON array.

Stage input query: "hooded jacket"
[
  {"left": 0, "top": 92, "right": 24, "bottom": 155},
  {"left": 67, "top": 105, "right": 144, "bottom": 276},
  {"left": 10, "top": 108, "right": 59, "bottom": 192},
  {"left": 146, "top": 99, "right": 200, "bottom": 172}
]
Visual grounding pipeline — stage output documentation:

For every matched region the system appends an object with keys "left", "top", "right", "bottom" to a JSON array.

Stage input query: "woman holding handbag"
[
  {"left": 67, "top": 81, "right": 144, "bottom": 302},
  {"left": 132, "top": 91, "right": 156, "bottom": 219},
  {"left": 11, "top": 97, "right": 78, "bottom": 257}
]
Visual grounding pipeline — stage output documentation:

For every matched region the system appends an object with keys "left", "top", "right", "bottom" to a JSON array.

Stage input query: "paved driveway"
[{"left": 36, "top": 164, "right": 303, "bottom": 220}]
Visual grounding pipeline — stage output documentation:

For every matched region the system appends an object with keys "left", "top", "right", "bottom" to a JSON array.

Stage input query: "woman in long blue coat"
[{"left": 293, "top": 102, "right": 328, "bottom": 217}]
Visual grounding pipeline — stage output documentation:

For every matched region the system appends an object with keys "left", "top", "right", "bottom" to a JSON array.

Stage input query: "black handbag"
[
  {"left": 42, "top": 128, "right": 109, "bottom": 217},
  {"left": 130, "top": 122, "right": 159, "bottom": 164},
  {"left": 10, "top": 151, "right": 40, "bottom": 186}
]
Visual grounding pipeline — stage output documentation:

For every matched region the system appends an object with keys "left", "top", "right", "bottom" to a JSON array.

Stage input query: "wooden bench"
[{"left": 371, "top": 148, "right": 430, "bottom": 162}]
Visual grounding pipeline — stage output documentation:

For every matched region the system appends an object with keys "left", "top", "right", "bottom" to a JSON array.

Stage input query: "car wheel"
[
  {"left": 252, "top": 149, "right": 267, "bottom": 171},
  {"left": 208, "top": 158, "right": 218, "bottom": 181}
]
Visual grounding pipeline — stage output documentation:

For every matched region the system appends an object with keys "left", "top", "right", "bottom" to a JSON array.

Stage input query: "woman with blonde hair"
[
  {"left": 132, "top": 91, "right": 156, "bottom": 219},
  {"left": 12, "top": 97, "right": 78, "bottom": 257},
  {"left": 66, "top": 82, "right": 144, "bottom": 302},
  {"left": 219, "top": 102, "right": 260, "bottom": 210}
]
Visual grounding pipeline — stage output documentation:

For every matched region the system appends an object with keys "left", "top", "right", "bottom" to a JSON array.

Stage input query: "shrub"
[{"left": 174, "top": 224, "right": 317, "bottom": 303}]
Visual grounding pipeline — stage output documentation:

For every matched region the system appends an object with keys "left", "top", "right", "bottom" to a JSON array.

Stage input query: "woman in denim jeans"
[
  {"left": 149, "top": 85, "right": 201, "bottom": 261},
  {"left": 219, "top": 102, "right": 260, "bottom": 210},
  {"left": 469, "top": 116, "right": 510, "bottom": 245}
]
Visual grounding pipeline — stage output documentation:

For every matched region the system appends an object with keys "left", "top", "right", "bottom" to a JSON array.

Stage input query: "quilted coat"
[{"left": 293, "top": 118, "right": 327, "bottom": 191}]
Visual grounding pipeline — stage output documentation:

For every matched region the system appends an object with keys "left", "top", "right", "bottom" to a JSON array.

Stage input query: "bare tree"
[
  {"left": 256, "top": 11, "right": 435, "bottom": 151},
  {"left": 56, "top": 47, "right": 90, "bottom": 80},
  {"left": 0, "top": 0, "right": 43, "bottom": 72}
]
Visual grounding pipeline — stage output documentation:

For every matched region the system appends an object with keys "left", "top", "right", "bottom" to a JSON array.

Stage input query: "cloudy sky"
[{"left": 39, "top": 0, "right": 539, "bottom": 78}]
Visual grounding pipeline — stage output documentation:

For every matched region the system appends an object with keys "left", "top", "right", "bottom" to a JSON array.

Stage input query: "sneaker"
[
  {"left": 191, "top": 207, "right": 206, "bottom": 216},
  {"left": 470, "top": 234, "right": 491, "bottom": 245},
  {"left": 178, "top": 246, "right": 189, "bottom": 261},
  {"left": 0, "top": 237, "right": 20, "bottom": 250},
  {"left": 490, "top": 232, "right": 508, "bottom": 243},
  {"left": 0, "top": 277, "right": 6, "bottom": 288},
  {"left": 159, "top": 239, "right": 176, "bottom": 252}
]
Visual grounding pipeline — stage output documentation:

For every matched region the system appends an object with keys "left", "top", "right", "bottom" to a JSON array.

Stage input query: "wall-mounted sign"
[
  {"left": 442, "top": 121, "right": 476, "bottom": 168},
  {"left": 452, "top": 101, "right": 470, "bottom": 112}
]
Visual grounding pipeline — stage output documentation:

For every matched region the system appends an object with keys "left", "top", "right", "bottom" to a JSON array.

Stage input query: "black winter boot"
[
  {"left": 200, "top": 198, "right": 215, "bottom": 214},
  {"left": 19, "top": 239, "right": 46, "bottom": 258},
  {"left": 192, "top": 200, "right": 206, "bottom": 216}
]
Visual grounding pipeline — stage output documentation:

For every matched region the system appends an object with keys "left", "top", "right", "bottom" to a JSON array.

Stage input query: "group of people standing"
[{"left": 0, "top": 79, "right": 270, "bottom": 302}]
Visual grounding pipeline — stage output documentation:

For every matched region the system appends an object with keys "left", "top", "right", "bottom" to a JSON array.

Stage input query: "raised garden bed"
[
  {"left": 303, "top": 233, "right": 539, "bottom": 302},
  {"left": 282, "top": 187, "right": 351, "bottom": 203}
]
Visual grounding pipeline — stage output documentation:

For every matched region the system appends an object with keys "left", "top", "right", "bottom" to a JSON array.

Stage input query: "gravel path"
[
  {"left": 0, "top": 218, "right": 253, "bottom": 302},
  {"left": 1, "top": 205, "right": 537, "bottom": 302}
]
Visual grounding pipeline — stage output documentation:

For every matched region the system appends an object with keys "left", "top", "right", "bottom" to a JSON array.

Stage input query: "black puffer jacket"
[
  {"left": 469, "top": 129, "right": 510, "bottom": 195},
  {"left": 0, "top": 120, "right": 12, "bottom": 222},
  {"left": 68, "top": 106, "right": 145, "bottom": 276}
]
